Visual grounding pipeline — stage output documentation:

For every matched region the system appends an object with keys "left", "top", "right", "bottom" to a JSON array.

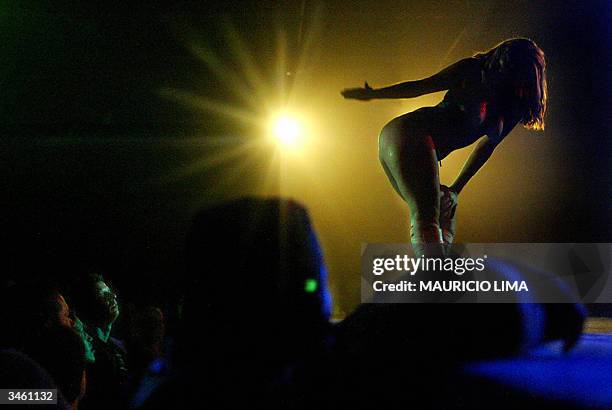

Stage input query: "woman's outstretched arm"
[{"left": 341, "top": 57, "right": 478, "bottom": 100}]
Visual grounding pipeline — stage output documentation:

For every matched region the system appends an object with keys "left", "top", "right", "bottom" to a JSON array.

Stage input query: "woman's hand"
[
  {"left": 439, "top": 185, "right": 458, "bottom": 219},
  {"left": 439, "top": 185, "right": 458, "bottom": 245},
  {"left": 341, "top": 81, "right": 375, "bottom": 100}
]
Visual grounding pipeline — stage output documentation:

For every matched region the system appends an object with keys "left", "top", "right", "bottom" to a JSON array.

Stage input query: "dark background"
[{"left": 2, "top": 0, "right": 610, "bottom": 316}]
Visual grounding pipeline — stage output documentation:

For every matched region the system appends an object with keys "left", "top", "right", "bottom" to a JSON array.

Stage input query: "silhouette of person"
[
  {"left": 0, "top": 281, "right": 85, "bottom": 409},
  {"left": 138, "top": 197, "right": 332, "bottom": 409},
  {"left": 125, "top": 305, "right": 165, "bottom": 387},
  {"left": 342, "top": 38, "right": 547, "bottom": 255},
  {"left": 68, "top": 273, "right": 128, "bottom": 410},
  {"left": 0, "top": 281, "right": 75, "bottom": 350},
  {"left": 23, "top": 325, "right": 87, "bottom": 410}
]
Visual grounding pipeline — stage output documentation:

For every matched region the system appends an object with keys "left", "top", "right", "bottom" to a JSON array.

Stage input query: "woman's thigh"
[{"left": 378, "top": 114, "right": 441, "bottom": 224}]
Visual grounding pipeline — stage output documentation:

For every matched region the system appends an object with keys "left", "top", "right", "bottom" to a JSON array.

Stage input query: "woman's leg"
[{"left": 379, "top": 118, "right": 444, "bottom": 256}]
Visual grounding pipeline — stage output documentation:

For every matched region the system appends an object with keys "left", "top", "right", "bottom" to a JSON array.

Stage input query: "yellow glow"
[{"left": 272, "top": 115, "right": 302, "bottom": 147}]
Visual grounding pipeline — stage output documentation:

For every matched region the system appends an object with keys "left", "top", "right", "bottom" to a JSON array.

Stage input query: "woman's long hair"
[{"left": 474, "top": 38, "right": 547, "bottom": 131}]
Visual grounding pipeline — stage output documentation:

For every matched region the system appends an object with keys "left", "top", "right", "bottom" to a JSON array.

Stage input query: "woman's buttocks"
[{"left": 378, "top": 107, "right": 438, "bottom": 158}]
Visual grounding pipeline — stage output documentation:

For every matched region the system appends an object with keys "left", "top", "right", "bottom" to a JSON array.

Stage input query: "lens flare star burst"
[{"left": 272, "top": 115, "right": 302, "bottom": 148}]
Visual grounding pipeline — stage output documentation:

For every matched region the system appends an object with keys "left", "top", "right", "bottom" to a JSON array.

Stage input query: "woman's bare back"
[
  {"left": 372, "top": 57, "right": 518, "bottom": 161},
  {"left": 425, "top": 58, "right": 517, "bottom": 159}
]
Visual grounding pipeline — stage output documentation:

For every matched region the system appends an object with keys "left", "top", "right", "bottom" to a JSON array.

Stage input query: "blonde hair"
[{"left": 474, "top": 38, "right": 547, "bottom": 131}]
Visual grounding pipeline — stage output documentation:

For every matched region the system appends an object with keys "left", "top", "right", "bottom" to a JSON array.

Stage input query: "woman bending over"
[{"left": 342, "top": 38, "right": 547, "bottom": 255}]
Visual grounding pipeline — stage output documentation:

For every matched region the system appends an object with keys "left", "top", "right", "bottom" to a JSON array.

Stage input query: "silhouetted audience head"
[
  {"left": 135, "top": 306, "right": 165, "bottom": 352},
  {"left": 126, "top": 305, "right": 166, "bottom": 379},
  {"left": 68, "top": 273, "right": 119, "bottom": 328},
  {"left": 182, "top": 197, "right": 332, "bottom": 386},
  {"left": 0, "top": 280, "right": 74, "bottom": 349}
]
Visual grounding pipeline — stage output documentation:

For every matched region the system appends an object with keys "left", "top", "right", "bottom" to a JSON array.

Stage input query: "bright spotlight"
[{"left": 272, "top": 115, "right": 302, "bottom": 147}]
